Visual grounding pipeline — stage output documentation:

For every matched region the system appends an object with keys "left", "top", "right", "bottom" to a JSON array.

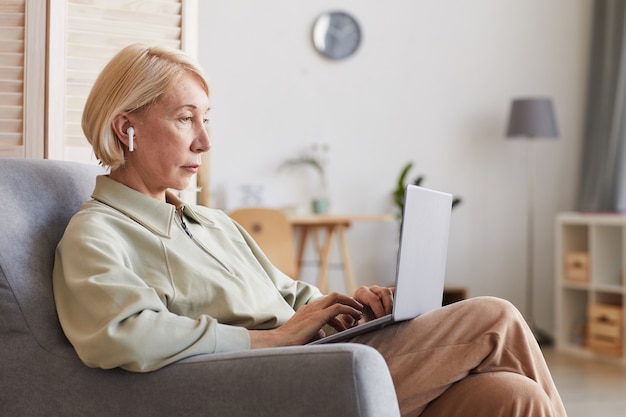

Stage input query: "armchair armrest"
[{"left": 79, "top": 344, "right": 400, "bottom": 417}]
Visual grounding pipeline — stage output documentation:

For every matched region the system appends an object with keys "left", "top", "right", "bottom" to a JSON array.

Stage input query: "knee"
[
  {"left": 468, "top": 295, "right": 518, "bottom": 312},
  {"left": 422, "top": 372, "right": 557, "bottom": 417},
  {"left": 462, "top": 296, "right": 523, "bottom": 324},
  {"left": 448, "top": 296, "right": 531, "bottom": 344},
  {"left": 487, "top": 372, "right": 556, "bottom": 416}
]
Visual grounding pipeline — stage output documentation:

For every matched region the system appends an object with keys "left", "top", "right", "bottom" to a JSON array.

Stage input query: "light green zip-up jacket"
[{"left": 53, "top": 175, "right": 324, "bottom": 372}]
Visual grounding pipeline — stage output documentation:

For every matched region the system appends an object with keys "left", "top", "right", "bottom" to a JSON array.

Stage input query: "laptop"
[{"left": 308, "top": 184, "right": 452, "bottom": 344}]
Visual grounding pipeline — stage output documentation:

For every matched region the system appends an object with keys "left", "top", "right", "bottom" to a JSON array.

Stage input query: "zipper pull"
[{"left": 177, "top": 205, "right": 193, "bottom": 238}]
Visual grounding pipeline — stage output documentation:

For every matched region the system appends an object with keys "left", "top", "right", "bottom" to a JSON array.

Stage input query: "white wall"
[{"left": 198, "top": 0, "right": 592, "bottom": 334}]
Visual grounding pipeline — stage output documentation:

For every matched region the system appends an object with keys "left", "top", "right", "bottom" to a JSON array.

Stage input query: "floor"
[{"left": 543, "top": 348, "right": 626, "bottom": 417}]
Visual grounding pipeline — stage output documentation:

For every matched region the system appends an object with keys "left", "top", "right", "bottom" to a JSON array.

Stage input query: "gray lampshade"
[{"left": 506, "top": 98, "right": 559, "bottom": 139}]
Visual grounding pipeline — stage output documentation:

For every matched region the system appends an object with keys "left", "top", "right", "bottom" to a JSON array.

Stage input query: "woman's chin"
[{"left": 169, "top": 178, "right": 194, "bottom": 193}]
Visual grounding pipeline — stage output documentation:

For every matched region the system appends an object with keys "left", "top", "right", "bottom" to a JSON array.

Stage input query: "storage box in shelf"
[
  {"left": 564, "top": 252, "right": 589, "bottom": 283},
  {"left": 587, "top": 303, "right": 623, "bottom": 356}
]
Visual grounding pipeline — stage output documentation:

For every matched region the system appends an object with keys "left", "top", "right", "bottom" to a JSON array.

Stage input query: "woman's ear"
[{"left": 112, "top": 113, "right": 133, "bottom": 150}]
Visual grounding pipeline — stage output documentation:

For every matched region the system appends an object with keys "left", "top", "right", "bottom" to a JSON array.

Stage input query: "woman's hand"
[
  {"left": 353, "top": 285, "right": 394, "bottom": 322},
  {"left": 249, "top": 292, "right": 363, "bottom": 348}
]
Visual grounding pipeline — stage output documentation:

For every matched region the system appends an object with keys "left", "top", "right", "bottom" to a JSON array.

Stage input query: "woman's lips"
[{"left": 184, "top": 164, "right": 200, "bottom": 174}]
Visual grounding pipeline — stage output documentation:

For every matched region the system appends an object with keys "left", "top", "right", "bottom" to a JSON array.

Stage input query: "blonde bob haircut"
[{"left": 82, "top": 43, "right": 209, "bottom": 170}]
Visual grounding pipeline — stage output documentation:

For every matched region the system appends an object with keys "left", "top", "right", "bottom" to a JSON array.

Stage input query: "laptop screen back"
[{"left": 393, "top": 185, "right": 452, "bottom": 321}]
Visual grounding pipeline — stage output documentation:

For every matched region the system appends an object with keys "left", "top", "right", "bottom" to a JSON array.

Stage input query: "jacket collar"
[{"left": 91, "top": 175, "right": 210, "bottom": 237}]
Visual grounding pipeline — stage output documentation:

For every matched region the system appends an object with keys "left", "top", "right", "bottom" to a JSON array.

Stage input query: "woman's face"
[{"left": 120, "top": 72, "right": 211, "bottom": 200}]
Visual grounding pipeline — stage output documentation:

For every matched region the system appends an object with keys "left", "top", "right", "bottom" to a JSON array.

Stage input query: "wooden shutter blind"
[
  {"left": 0, "top": 0, "right": 24, "bottom": 158},
  {"left": 48, "top": 0, "right": 197, "bottom": 162},
  {"left": 0, "top": 0, "right": 45, "bottom": 158}
]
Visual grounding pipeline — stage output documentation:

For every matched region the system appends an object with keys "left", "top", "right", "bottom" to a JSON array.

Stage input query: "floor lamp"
[{"left": 506, "top": 98, "right": 559, "bottom": 345}]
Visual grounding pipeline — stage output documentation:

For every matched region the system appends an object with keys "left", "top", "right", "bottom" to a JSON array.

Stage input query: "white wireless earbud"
[{"left": 127, "top": 127, "right": 135, "bottom": 152}]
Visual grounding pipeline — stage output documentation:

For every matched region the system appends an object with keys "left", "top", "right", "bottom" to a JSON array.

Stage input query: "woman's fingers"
[
  {"left": 320, "top": 292, "right": 363, "bottom": 311},
  {"left": 354, "top": 285, "right": 395, "bottom": 319},
  {"left": 372, "top": 286, "right": 394, "bottom": 315},
  {"left": 271, "top": 293, "right": 364, "bottom": 345}
]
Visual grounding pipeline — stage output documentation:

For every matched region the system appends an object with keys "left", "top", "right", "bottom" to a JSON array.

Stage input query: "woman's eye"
[
  {"left": 181, "top": 116, "right": 192, "bottom": 123},
  {"left": 203, "top": 118, "right": 210, "bottom": 125}
]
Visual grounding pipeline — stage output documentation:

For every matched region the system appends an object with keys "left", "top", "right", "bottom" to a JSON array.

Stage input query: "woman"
[{"left": 53, "top": 43, "right": 567, "bottom": 417}]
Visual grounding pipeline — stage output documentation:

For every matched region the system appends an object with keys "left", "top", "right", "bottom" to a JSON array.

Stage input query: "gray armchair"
[{"left": 0, "top": 158, "right": 400, "bottom": 417}]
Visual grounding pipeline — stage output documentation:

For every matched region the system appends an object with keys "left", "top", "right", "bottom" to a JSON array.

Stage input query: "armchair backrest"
[{"left": 0, "top": 158, "right": 104, "bottom": 358}]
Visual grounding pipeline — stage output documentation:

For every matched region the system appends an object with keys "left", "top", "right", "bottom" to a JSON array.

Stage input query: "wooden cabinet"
[{"left": 556, "top": 212, "right": 626, "bottom": 362}]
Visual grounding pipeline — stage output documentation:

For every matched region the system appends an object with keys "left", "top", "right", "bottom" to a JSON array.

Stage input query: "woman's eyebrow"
[{"left": 178, "top": 104, "right": 211, "bottom": 112}]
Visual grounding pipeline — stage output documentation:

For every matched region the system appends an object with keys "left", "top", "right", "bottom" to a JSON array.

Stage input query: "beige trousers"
[{"left": 352, "top": 296, "right": 567, "bottom": 417}]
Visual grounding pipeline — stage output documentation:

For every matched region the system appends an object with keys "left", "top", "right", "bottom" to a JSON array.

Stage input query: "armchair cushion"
[{"left": 0, "top": 158, "right": 400, "bottom": 417}]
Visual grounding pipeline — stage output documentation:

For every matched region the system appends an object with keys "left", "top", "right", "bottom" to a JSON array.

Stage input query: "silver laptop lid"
[{"left": 393, "top": 184, "right": 452, "bottom": 321}]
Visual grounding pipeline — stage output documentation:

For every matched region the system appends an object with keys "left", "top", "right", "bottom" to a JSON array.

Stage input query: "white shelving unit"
[{"left": 556, "top": 212, "right": 626, "bottom": 363}]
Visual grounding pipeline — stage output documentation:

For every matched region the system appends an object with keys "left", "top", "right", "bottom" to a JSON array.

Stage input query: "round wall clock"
[{"left": 312, "top": 11, "right": 361, "bottom": 60}]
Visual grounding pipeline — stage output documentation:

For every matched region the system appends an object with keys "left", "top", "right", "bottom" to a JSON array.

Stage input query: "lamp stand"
[{"left": 526, "top": 139, "right": 553, "bottom": 346}]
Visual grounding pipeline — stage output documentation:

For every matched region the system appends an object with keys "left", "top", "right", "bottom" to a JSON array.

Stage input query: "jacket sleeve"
[{"left": 52, "top": 213, "right": 250, "bottom": 373}]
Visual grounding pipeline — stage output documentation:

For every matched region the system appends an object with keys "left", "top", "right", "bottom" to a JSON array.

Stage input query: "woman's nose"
[{"left": 194, "top": 125, "right": 211, "bottom": 153}]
